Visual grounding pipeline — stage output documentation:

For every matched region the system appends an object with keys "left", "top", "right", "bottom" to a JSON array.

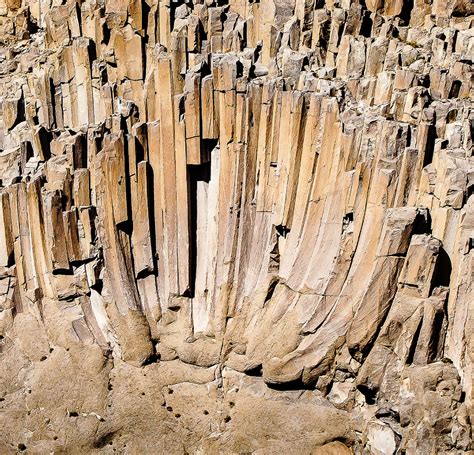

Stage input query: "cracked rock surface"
[{"left": 0, "top": 0, "right": 473, "bottom": 453}]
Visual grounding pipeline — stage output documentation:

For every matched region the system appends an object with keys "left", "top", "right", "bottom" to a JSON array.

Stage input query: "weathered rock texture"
[{"left": 0, "top": 0, "right": 473, "bottom": 453}]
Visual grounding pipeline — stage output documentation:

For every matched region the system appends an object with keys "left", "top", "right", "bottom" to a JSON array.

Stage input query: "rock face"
[{"left": 0, "top": 0, "right": 473, "bottom": 453}]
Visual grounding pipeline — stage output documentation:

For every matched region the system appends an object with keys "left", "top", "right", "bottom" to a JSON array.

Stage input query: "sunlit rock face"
[{"left": 0, "top": 0, "right": 473, "bottom": 452}]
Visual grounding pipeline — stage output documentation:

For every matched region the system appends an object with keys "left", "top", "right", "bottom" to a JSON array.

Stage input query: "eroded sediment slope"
[{"left": 0, "top": 0, "right": 473, "bottom": 452}]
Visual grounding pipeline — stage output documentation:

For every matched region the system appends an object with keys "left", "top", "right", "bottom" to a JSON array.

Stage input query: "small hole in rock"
[
  {"left": 168, "top": 389, "right": 173, "bottom": 394},
  {"left": 224, "top": 416, "right": 231, "bottom": 423},
  {"left": 18, "top": 444, "right": 27, "bottom": 451},
  {"left": 166, "top": 406, "right": 173, "bottom": 412},
  {"left": 68, "top": 411, "right": 79, "bottom": 417},
  {"left": 447, "top": 109, "right": 458, "bottom": 123},
  {"left": 448, "top": 80, "right": 461, "bottom": 99},
  {"left": 229, "top": 401, "right": 235, "bottom": 408},
  {"left": 343, "top": 212, "right": 354, "bottom": 225},
  {"left": 175, "top": 413, "right": 181, "bottom": 418},
  {"left": 203, "top": 410, "right": 209, "bottom": 415},
  {"left": 40, "top": 356, "right": 47, "bottom": 361}
]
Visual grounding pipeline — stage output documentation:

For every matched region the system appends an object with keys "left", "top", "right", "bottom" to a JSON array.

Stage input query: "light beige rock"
[{"left": 0, "top": 0, "right": 472, "bottom": 453}]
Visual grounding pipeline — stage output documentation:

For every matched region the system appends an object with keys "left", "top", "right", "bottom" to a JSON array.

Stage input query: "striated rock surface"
[{"left": 0, "top": 0, "right": 473, "bottom": 453}]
